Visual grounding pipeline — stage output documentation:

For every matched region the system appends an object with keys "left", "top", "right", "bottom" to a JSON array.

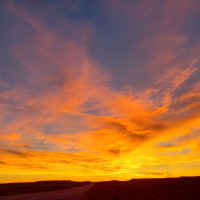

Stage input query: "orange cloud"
[{"left": 0, "top": 0, "right": 200, "bottom": 183}]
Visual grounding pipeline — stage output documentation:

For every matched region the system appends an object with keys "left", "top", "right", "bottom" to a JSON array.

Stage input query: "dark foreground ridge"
[
  {"left": 86, "top": 177, "right": 200, "bottom": 200},
  {"left": 0, "top": 180, "right": 91, "bottom": 196}
]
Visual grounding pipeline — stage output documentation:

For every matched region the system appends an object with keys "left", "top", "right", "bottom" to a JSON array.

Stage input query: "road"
[{"left": 0, "top": 183, "right": 93, "bottom": 200}]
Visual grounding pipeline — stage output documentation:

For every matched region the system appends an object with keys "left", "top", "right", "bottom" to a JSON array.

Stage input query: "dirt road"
[{"left": 0, "top": 183, "right": 93, "bottom": 200}]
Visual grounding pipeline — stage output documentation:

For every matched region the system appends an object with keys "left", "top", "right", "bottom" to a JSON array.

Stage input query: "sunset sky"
[{"left": 0, "top": 0, "right": 200, "bottom": 183}]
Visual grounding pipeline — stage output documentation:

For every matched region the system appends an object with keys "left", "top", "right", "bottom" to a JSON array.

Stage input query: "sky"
[{"left": 0, "top": 0, "right": 200, "bottom": 183}]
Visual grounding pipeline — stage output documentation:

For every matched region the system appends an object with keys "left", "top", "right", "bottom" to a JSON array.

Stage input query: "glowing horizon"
[{"left": 0, "top": 0, "right": 200, "bottom": 183}]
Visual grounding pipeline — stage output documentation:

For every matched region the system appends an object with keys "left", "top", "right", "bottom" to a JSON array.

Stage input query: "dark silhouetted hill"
[
  {"left": 86, "top": 177, "right": 200, "bottom": 200},
  {"left": 0, "top": 180, "right": 91, "bottom": 196}
]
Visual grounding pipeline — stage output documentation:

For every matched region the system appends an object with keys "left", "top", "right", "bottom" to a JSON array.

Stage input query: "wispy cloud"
[
  {"left": 157, "top": 128, "right": 200, "bottom": 147},
  {"left": 0, "top": 0, "right": 200, "bottom": 182}
]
